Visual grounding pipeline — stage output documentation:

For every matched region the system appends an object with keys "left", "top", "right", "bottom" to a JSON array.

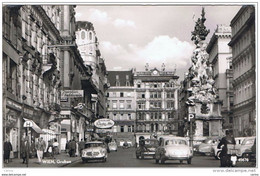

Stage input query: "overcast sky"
[{"left": 75, "top": 5, "right": 241, "bottom": 81}]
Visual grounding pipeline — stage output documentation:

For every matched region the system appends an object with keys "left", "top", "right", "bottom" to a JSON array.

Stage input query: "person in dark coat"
[
  {"left": 4, "top": 138, "right": 13, "bottom": 163},
  {"left": 70, "top": 139, "right": 76, "bottom": 157},
  {"left": 20, "top": 136, "right": 30, "bottom": 164},
  {"left": 78, "top": 139, "right": 85, "bottom": 156},
  {"left": 217, "top": 130, "right": 236, "bottom": 167}
]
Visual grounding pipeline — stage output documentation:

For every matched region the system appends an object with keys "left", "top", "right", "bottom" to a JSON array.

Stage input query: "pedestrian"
[
  {"left": 217, "top": 130, "right": 236, "bottom": 167},
  {"left": 66, "top": 140, "right": 70, "bottom": 156},
  {"left": 79, "top": 139, "right": 85, "bottom": 156},
  {"left": 47, "top": 140, "right": 54, "bottom": 159},
  {"left": 70, "top": 138, "right": 76, "bottom": 157},
  {"left": 76, "top": 141, "right": 79, "bottom": 157},
  {"left": 30, "top": 139, "right": 36, "bottom": 158},
  {"left": 35, "top": 137, "right": 46, "bottom": 164},
  {"left": 20, "top": 136, "right": 30, "bottom": 164},
  {"left": 3, "top": 138, "right": 12, "bottom": 164},
  {"left": 53, "top": 139, "right": 59, "bottom": 155}
]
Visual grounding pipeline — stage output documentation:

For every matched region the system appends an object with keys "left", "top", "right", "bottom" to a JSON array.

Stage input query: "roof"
[{"left": 107, "top": 70, "right": 134, "bottom": 87}]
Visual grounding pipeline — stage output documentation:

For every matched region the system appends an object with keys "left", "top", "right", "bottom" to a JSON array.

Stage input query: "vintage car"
[
  {"left": 237, "top": 136, "right": 256, "bottom": 158},
  {"left": 81, "top": 141, "right": 108, "bottom": 163},
  {"left": 108, "top": 140, "right": 118, "bottom": 152},
  {"left": 155, "top": 136, "right": 193, "bottom": 164},
  {"left": 136, "top": 139, "right": 159, "bottom": 159},
  {"left": 196, "top": 137, "right": 221, "bottom": 156},
  {"left": 212, "top": 137, "right": 247, "bottom": 160}
]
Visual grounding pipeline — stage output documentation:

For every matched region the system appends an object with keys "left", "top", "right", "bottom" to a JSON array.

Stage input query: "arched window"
[
  {"left": 89, "top": 32, "right": 93, "bottom": 40},
  {"left": 81, "top": 31, "right": 85, "bottom": 40}
]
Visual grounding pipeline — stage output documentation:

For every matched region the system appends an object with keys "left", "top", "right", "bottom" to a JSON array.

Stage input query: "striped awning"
[{"left": 23, "top": 118, "right": 44, "bottom": 134}]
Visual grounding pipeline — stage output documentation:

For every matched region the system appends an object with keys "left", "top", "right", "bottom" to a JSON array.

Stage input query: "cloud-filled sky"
[{"left": 75, "top": 5, "right": 241, "bottom": 80}]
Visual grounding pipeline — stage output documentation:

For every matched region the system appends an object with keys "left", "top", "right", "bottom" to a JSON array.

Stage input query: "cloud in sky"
[
  {"left": 100, "top": 35, "right": 194, "bottom": 71},
  {"left": 113, "top": 18, "right": 136, "bottom": 28},
  {"left": 88, "top": 9, "right": 111, "bottom": 24}
]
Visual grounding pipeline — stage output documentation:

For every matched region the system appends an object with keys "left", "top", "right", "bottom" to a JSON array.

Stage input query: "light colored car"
[
  {"left": 212, "top": 137, "right": 247, "bottom": 160},
  {"left": 81, "top": 141, "right": 108, "bottom": 163},
  {"left": 108, "top": 141, "right": 117, "bottom": 152},
  {"left": 155, "top": 136, "right": 193, "bottom": 164},
  {"left": 196, "top": 137, "right": 221, "bottom": 156},
  {"left": 237, "top": 136, "right": 256, "bottom": 158}
]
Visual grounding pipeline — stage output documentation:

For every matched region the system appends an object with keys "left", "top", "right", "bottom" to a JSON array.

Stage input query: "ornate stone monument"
[{"left": 187, "top": 8, "right": 223, "bottom": 137}]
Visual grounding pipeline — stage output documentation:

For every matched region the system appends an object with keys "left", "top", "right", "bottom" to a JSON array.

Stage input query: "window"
[
  {"left": 113, "top": 92, "right": 116, "bottom": 97},
  {"left": 128, "top": 114, "right": 131, "bottom": 120},
  {"left": 112, "top": 101, "right": 117, "bottom": 109},
  {"left": 113, "top": 114, "right": 117, "bottom": 120},
  {"left": 81, "top": 31, "right": 85, "bottom": 39},
  {"left": 120, "top": 126, "right": 124, "bottom": 132},
  {"left": 89, "top": 32, "right": 93, "bottom": 40},
  {"left": 120, "top": 101, "right": 124, "bottom": 109},
  {"left": 107, "top": 102, "right": 110, "bottom": 109},
  {"left": 120, "top": 92, "right": 124, "bottom": 97},
  {"left": 116, "top": 81, "right": 120, "bottom": 86},
  {"left": 137, "top": 84, "right": 141, "bottom": 88},
  {"left": 128, "top": 126, "right": 131, "bottom": 132},
  {"left": 107, "top": 92, "right": 109, "bottom": 97},
  {"left": 120, "top": 114, "right": 124, "bottom": 120},
  {"left": 154, "top": 84, "right": 157, "bottom": 88},
  {"left": 142, "top": 93, "right": 145, "bottom": 98},
  {"left": 126, "top": 81, "right": 130, "bottom": 86},
  {"left": 126, "top": 101, "right": 132, "bottom": 109}
]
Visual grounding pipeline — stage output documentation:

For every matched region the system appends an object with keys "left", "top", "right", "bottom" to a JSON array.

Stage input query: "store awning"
[{"left": 23, "top": 118, "right": 44, "bottom": 134}]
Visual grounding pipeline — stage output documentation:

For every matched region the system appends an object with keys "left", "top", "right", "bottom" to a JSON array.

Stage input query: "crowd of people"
[{"left": 65, "top": 138, "right": 86, "bottom": 157}]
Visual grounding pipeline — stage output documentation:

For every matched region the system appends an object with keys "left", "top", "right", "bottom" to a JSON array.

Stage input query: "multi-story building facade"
[
  {"left": 3, "top": 5, "right": 63, "bottom": 158},
  {"left": 134, "top": 64, "right": 179, "bottom": 135},
  {"left": 206, "top": 25, "right": 233, "bottom": 131},
  {"left": 2, "top": 5, "right": 97, "bottom": 156},
  {"left": 76, "top": 21, "right": 108, "bottom": 120},
  {"left": 107, "top": 70, "right": 136, "bottom": 144},
  {"left": 228, "top": 5, "right": 256, "bottom": 137}
]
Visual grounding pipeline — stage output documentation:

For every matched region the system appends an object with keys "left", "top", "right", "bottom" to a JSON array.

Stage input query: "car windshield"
[
  {"left": 165, "top": 139, "right": 187, "bottom": 146},
  {"left": 202, "top": 139, "right": 212, "bottom": 144},
  {"left": 85, "top": 143, "right": 103, "bottom": 148},
  {"left": 242, "top": 139, "right": 255, "bottom": 145}
]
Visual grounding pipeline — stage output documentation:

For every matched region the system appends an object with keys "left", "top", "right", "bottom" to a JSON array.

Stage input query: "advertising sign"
[
  {"left": 94, "top": 119, "right": 115, "bottom": 129},
  {"left": 23, "top": 121, "right": 33, "bottom": 128},
  {"left": 61, "top": 90, "right": 84, "bottom": 98}
]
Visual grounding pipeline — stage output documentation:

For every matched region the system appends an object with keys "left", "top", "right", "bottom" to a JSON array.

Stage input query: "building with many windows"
[
  {"left": 76, "top": 21, "right": 108, "bottom": 120},
  {"left": 134, "top": 64, "right": 179, "bottom": 135},
  {"left": 228, "top": 5, "right": 256, "bottom": 137},
  {"left": 206, "top": 25, "right": 233, "bottom": 131},
  {"left": 107, "top": 70, "right": 136, "bottom": 145}
]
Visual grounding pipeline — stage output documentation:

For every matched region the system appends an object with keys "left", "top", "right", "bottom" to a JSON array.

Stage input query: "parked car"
[
  {"left": 81, "top": 141, "right": 108, "bottom": 163},
  {"left": 212, "top": 137, "right": 247, "bottom": 160},
  {"left": 196, "top": 137, "right": 221, "bottom": 156},
  {"left": 136, "top": 139, "right": 159, "bottom": 159},
  {"left": 237, "top": 136, "right": 256, "bottom": 158},
  {"left": 108, "top": 140, "right": 117, "bottom": 152},
  {"left": 155, "top": 136, "right": 193, "bottom": 164}
]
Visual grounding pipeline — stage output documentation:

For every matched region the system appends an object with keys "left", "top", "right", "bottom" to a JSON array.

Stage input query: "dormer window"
[{"left": 116, "top": 75, "right": 120, "bottom": 86}]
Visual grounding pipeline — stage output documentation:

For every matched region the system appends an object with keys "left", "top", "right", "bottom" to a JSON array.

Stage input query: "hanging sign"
[
  {"left": 94, "top": 119, "right": 114, "bottom": 129},
  {"left": 23, "top": 121, "right": 33, "bottom": 128}
]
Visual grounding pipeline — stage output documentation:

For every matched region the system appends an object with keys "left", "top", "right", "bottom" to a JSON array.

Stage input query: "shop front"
[{"left": 5, "top": 98, "right": 22, "bottom": 158}]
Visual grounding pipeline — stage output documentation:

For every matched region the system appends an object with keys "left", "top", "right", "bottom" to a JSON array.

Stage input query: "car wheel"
[
  {"left": 187, "top": 158, "right": 192, "bottom": 164},
  {"left": 179, "top": 160, "right": 183, "bottom": 164},
  {"left": 215, "top": 151, "right": 221, "bottom": 160}
]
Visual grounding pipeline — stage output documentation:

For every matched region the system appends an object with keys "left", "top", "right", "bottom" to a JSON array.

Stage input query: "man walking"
[
  {"left": 79, "top": 139, "right": 85, "bottom": 156},
  {"left": 21, "top": 136, "right": 30, "bottom": 164},
  {"left": 36, "top": 137, "right": 46, "bottom": 164}
]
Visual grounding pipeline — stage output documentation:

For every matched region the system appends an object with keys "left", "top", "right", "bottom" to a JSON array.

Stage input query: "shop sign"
[
  {"left": 6, "top": 100, "right": 22, "bottom": 111},
  {"left": 94, "top": 119, "right": 114, "bottom": 129},
  {"left": 61, "top": 90, "right": 84, "bottom": 98},
  {"left": 23, "top": 121, "right": 33, "bottom": 127},
  {"left": 24, "top": 107, "right": 34, "bottom": 117},
  {"left": 96, "top": 128, "right": 112, "bottom": 133}
]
